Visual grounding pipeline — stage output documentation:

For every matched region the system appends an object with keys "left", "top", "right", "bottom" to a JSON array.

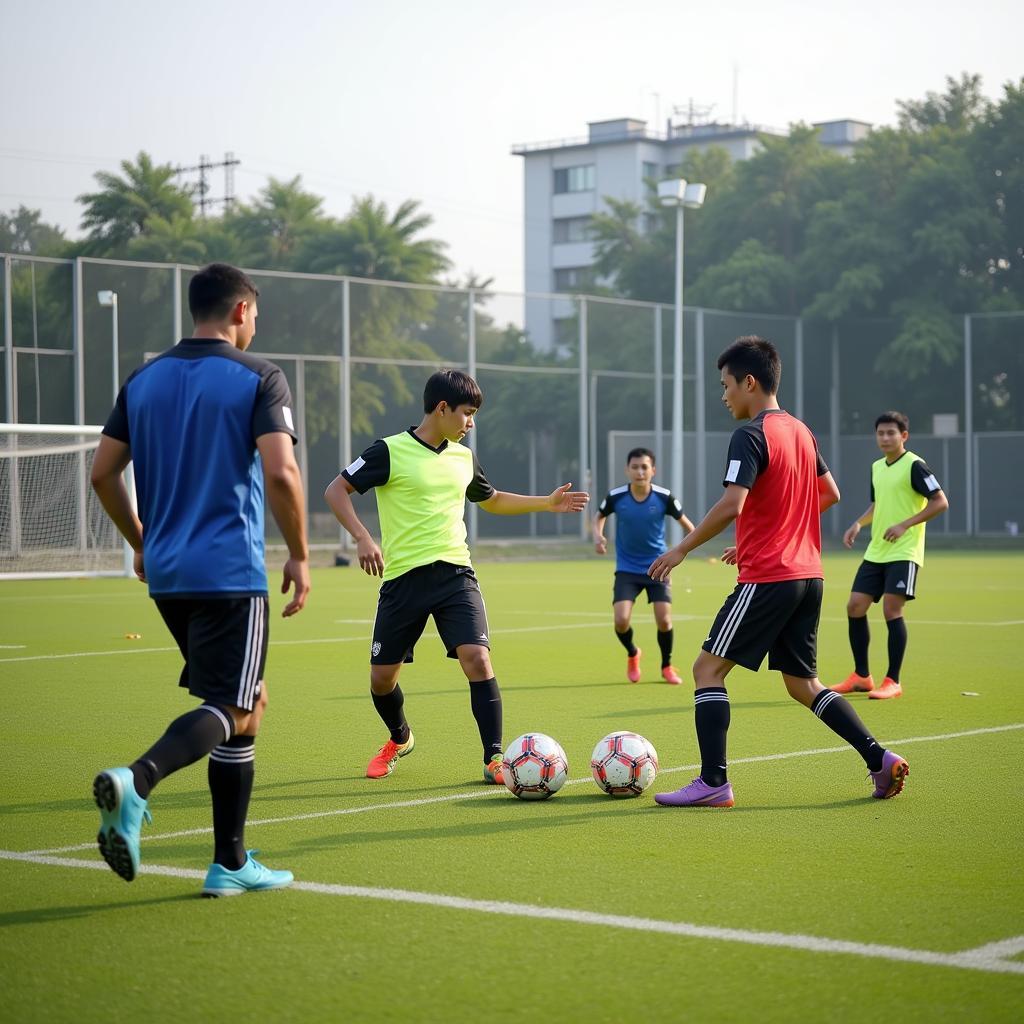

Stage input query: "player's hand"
[
  {"left": 843, "top": 522, "right": 861, "bottom": 548},
  {"left": 357, "top": 535, "right": 385, "bottom": 576},
  {"left": 133, "top": 549, "right": 146, "bottom": 583},
  {"left": 281, "top": 557, "right": 310, "bottom": 617},
  {"left": 883, "top": 523, "right": 907, "bottom": 542},
  {"left": 721, "top": 546, "right": 737, "bottom": 565},
  {"left": 548, "top": 482, "right": 589, "bottom": 513},
  {"left": 649, "top": 548, "right": 684, "bottom": 582},
  {"left": 594, "top": 536, "right": 607, "bottom": 555}
]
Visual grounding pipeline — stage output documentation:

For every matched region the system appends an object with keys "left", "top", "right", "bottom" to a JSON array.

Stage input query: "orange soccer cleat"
[
  {"left": 661, "top": 665, "right": 683, "bottom": 685},
  {"left": 869, "top": 677, "right": 903, "bottom": 700},
  {"left": 365, "top": 733, "right": 415, "bottom": 778},
  {"left": 830, "top": 672, "right": 875, "bottom": 694},
  {"left": 626, "top": 648, "right": 642, "bottom": 684}
]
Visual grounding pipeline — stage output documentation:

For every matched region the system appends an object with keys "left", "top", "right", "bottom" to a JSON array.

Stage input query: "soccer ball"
[
  {"left": 501, "top": 733, "right": 569, "bottom": 800},
  {"left": 590, "top": 731, "right": 659, "bottom": 797}
]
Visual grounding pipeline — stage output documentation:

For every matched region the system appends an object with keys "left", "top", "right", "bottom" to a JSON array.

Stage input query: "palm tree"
[
  {"left": 77, "top": 152, "right": 193, "bottom": 250},
  {"left": 228, "top": 176, "right": 324, "bottom": 268}
]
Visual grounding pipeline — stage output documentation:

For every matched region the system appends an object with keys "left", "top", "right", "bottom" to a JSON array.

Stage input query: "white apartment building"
[{"left": 513, "top": 116, "right": 870, "bottom": 347}]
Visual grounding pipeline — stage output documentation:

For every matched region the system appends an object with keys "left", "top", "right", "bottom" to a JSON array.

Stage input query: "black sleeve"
[
  {"left": 910, "top": 460, "right": 943, "bottom": 497},
  {"left": 341, "top": 440, "right": 390, "bottom": 493},
  {"left": 663, "top": 492, "right": 684, "bottom": 521},
  {"left": 466, "top": 451, "right": 496, "bottom": 503},
  {"left": 723, "top": 424, "right": 768, "bottom": 489},
  {"left": 815, "top": 444, "right": 829, "bottom": 477},
  {"left": 597, "top": 491, "right": 617, "bottom": 518},
  {"left": 253, "top": 364, "right": 298, "bottom": 444},
  {"left": 870, "top": 476, "right": 875, "bottom": 503},
  {"left": 102, "top": 386, "right": 130, "bottom": 444}
]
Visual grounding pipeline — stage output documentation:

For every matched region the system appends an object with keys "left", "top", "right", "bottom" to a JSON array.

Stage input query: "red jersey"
[{"left": 723, "top": 409, "right": 828, "bottom": 583}]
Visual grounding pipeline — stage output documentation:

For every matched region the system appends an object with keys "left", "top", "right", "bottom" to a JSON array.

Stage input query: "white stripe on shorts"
[
  {"left": 236, "top": 598, "right": 265, "bottom": 710},
  {"left": 906, "top": 562, "right": 917, "bottom": 598},
  {"left": 711, "top": 583, "right": 757, "bottom": 658}
]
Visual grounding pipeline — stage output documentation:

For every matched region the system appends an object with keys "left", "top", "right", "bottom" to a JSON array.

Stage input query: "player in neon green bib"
[
  {"left": 325, "top": 369, "right": 589, "bottom": 783},
  {"left": 831, "top": 411, "right": 948, "bottom": 700}
]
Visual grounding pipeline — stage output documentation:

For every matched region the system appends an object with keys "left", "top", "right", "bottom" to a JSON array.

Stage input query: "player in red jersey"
[{"left": 649, "top": 336, "right": 908, "bottom": 806}]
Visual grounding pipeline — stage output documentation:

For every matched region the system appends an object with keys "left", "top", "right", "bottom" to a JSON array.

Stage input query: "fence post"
[
  {"left": 72, "top": 258, "right": 88, "bottom": 553},
  {"left": 172, "top": 265, "right": 183, "bottom": 344},
  {"left": 340, "top": 278, "right": 351, "bottom": 550},
  {"left": 795, "top": 316, "right": 804, "bottom": 422},
  {"left": 695, "top": 307, "right": 706, "bottom": 520},
  {"left": 964, "top": 314, "right": 974, "bottom": 536},
  {"left": 3, "top": 255, "right": 13, "bottom": 423},
  {"left": 829, "top": 324, "right": 841, "bottom": 538},
  {"left": 467, "top": 289, "right": 478, "bottom": 546},
  {"left": 654, "top": 305, "right": 663, "bottom": 466},
  {"left": 578, "top": 297, "right": 589, "bottom": 540}
]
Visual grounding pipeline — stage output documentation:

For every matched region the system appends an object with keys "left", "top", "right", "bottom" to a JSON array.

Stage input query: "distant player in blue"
[
  {"left": 594, "top": 448, "right": 694, "bottom": 684},
  {"left": 89, "top": 263, "right": 309, "bottom": 896}
]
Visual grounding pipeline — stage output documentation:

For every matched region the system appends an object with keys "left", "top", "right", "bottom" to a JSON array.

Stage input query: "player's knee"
[
  {"left": 847, "top": 597, "right": 867, "bottom": 617},
  {"left": 461, "top": 647, "right": 492, "bottom": 679},
  {"left": 614, "top": 615, "right": 631, "bottom": 632},
  {"left": 232, "top": 685, "right": 267, "bottom": 737},
  {"left": 370, "top": 667, "right": 400, "bottom": 694},
  {"left": 882, "top": 599, "right": 904, "bottom": 621}
]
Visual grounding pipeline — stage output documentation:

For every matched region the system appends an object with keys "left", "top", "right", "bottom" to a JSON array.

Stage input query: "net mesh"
[{"left": 0, "top": 428, "right": 126, "bottom": 576}]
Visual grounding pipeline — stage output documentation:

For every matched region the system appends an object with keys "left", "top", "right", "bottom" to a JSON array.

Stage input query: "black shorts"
[
  {"left": 371, "top": 561, "right": 490, "bottom": 665},
  {"left": 852, "top": 559, "right": 919, "bottom": 602},
  {"left": 613, "top": 570, "right": 671, "bottom": 605},
  {"left": 155, "top": 596, "right": 268, "bottom": 712},
  {"left": 701, "top": 579, "right": 822, "bottom": 678}
]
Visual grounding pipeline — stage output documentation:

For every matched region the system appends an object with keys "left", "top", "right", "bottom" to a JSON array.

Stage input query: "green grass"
[{"left": 1, "top": 551, "right": 1022, "bottom": 1022}]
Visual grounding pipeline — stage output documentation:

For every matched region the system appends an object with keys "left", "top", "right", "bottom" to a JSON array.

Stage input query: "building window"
[
  {"left": 553, "top": 216, "right": 592, "bottom": 243},
  {"left": 553, "top": 164, "right": 595, "bottom": 193},
  {"left": 554, "top": 267, "right": 593, "bottom": 291},
  {"left": 642, "top": 161, "right": 659, "bottom": 181}
]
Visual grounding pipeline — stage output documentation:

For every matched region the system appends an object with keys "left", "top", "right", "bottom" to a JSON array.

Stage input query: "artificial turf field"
[{"left": 1, "top": 550, "right": 1021, "bottom": 1022}]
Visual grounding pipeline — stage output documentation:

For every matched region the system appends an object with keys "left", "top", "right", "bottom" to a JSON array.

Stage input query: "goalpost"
[{"left": 0, "top": 424, "right": 135, "bottom": 579}]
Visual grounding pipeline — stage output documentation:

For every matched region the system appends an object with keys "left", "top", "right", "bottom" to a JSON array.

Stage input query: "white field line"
[
  {"left": 26, "top": 723, "right": 1024, "bottom": 856},
  {"left": 0, "top": 849, "right": 1021, "bottom": 977}
]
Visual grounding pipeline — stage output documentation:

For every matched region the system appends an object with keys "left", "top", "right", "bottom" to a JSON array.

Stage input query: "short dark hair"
[
  {"left": 717, "top": 336, "right": 781, "bottom": 395},
  {"left": 188, "top": 263, "right": 259, "bottom": 323},
  {"left": 423, "top": 369, "right": 483, "bottom": 413},
  {"left": 875, "top": 411, "right": 909, "bottom": 433},
  {"left": 626, "top": 447, "right": 656, "bottom": 466}
]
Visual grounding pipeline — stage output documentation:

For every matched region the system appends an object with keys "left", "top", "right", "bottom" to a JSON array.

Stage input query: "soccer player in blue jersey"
[
  {"left": 594, "top": 448, "right": 694, "bottom": 684},
  {"left": 89, "top": 263, "right": 310, "bottom": 896}
]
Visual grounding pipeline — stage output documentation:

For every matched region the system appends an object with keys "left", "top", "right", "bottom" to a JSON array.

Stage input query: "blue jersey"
[
  {"left": 598, "top": 484, "right": 684, "bottom": 575},
  {"left": 103, "top": 339, "right": 297, "bottom": 598}
]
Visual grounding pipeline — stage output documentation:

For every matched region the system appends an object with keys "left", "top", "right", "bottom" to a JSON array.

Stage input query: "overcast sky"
[{"left": 1, "top": 0, "right": 1020, "bottom": 292}]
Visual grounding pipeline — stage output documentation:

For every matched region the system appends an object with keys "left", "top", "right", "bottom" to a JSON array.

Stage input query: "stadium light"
[
  {"left": 97, "top": 290, "right": 119, "bottom": 403},
  {"left": 657, "top": 178, "right": 706, "bottom": 531}
]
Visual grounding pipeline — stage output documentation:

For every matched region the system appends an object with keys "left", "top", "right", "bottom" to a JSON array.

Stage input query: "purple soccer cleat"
[
  {"left": 654, "top": 777, "right": 735, "bottom": 808},
  {"left": 870, "top": 750, "right": 909, "bottom": 799}
]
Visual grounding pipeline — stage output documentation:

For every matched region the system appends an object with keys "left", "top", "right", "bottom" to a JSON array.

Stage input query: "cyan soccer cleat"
[
  {"left": 201, "top": 850, "right": 294, "bottom": 898},
  {"left": 94, "top": 767, "right": 152, "bottom": 882}
]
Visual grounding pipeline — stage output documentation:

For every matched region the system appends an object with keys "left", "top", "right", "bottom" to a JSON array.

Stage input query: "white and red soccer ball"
[
  {"left": 501, "top": 732, "right": 569, "bottom": 800},
  {"left": 590, "top": 731, "right": 659, "bottom": 797}
]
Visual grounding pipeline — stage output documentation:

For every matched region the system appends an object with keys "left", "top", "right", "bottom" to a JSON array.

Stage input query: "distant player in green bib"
[
  {"left": 324, "top": 369, "right": 589, "bottom": 783},
  {"left": 831, "top": 411, "right": 948, "bottom": 700}
]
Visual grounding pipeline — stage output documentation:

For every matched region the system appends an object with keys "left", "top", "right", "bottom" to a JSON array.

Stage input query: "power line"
[{"left": 173, "top": 152, "right": 241, "bottom": 216}]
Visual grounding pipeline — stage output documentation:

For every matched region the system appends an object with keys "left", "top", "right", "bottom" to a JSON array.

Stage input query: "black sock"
[
  {"left": 886, "top": 618, "right": 907, "bottom": 683},
  {"left": 694, "top": 687, "right": 730, "bottom": 786},
  {"left": 849, "top": 615, "right": 870, "bottom": 677},
  {"left": 130, "top": 704, "right": 233, "bottom": 799},
  {"left": 615, "top": 627, "right": 637, "bottom": 657},
  {"left": 208, "top": 736, "right": 255, "bottom": 870},
  {"left": 470, "top": 677, "right": 503, "bottom": 763},
  {"left": 657, "top": 628, "right": 674, "bottom": 668},
  {"left": 372, "top": 685, "right": 411, "bottom": 744},
  {"left": 810, "top": 690, "right": 884, "bottom": 771}
]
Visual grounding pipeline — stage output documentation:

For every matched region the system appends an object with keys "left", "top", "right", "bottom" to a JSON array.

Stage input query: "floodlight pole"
[{"left": 657, "top": 179, "right": 706, "bottom": 540}]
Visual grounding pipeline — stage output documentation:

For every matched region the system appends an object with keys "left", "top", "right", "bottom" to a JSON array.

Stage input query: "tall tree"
[
  {"left": 77, "top": 152, "right": 193, "bottom": 250},
  {"left": 0, "top": 206, "right": 66, "bottom": 255}
]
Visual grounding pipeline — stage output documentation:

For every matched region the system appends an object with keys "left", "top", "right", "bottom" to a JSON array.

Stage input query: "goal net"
[{"left": 0, "top": 424, "right": 134, "bottom": 579}]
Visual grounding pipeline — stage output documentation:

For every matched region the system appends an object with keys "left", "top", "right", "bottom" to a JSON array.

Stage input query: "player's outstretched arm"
[
  {"left": 324, "top": 475, "right": 384, "bottom": 577},
  {"left": 649, "top": 485, "right": 747, "bottom": 581},
  {"left": 844, "top": 502, "right": 874, "bottom": 548},
  {"left": 90, "top": 435, "right": 144, "bottom": 580},
  {"left": 258, "top": 431, "right": 310, "bottom": 616},
  {"left": 480, "top": 483, "right": 590, "bottom": 516}
]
